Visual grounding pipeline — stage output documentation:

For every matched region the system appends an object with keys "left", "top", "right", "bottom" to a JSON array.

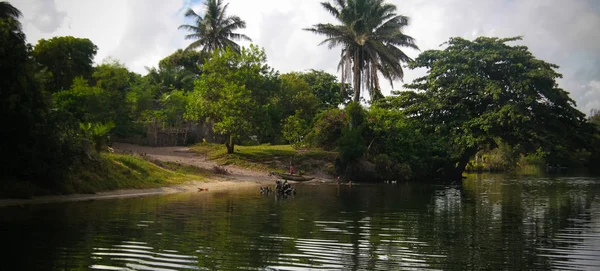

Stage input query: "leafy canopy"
[
  {"left": 32, "top": 36, "right": 98, "bottom": 92},
  {"left": 389, "top": 36, "right": 589, "bottom": 175},
  {"left": 186, "top": 45, "right": 275, "bottom": 151}
]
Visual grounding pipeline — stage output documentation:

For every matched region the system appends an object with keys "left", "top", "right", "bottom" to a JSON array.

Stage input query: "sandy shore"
[
  {"left": 0, "top": 180, "right": 266, "bottom": 207},
  {"left": 0, "top": 143, "right": 332, "bottom": 207}
]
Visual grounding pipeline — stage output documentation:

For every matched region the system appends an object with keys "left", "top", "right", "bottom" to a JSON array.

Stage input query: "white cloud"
[
  {"left": 8, "top": 0, "right": 600, "bottom": 114},
  {"left": 10, "top": 0, "right": 186, "bottom": 73}
]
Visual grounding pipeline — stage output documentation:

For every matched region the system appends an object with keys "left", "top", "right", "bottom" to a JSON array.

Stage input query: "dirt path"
[{"left": 112, "top": 143, "right": 271, "bottom": 183}]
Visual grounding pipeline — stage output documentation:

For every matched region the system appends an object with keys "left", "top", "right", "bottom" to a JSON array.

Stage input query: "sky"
[{"left": 9, "top": 0, "right": 600, "bottom": 115}]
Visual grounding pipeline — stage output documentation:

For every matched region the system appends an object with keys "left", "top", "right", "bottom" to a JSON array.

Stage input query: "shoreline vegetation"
[{"left": 2, "top": 0, "right": 600, "bottom": 201}]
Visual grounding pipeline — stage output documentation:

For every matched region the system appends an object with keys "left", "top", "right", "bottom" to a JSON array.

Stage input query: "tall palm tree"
[
  {"left": 0, "top": 1, "right": 22, "bottom": 29},
  {"left": 305, "top": 0, "right": 418, "bottom": 102},
  {"left": 178, "top": 0, "right": 251, "bottom": 54}
]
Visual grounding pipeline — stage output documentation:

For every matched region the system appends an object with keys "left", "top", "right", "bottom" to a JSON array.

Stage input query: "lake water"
[{"left": 1, "top": 175, "right": 600, "bottom": 270}]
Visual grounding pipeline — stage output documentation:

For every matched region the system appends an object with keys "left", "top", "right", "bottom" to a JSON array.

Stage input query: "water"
[{"left": 1, "top": 175, "right": 599, "bottom": 270}]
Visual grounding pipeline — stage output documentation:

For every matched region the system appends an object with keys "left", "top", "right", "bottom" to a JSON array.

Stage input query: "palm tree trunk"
[{"left": 353, "top": 51, "right": 361, "bottom": 103}]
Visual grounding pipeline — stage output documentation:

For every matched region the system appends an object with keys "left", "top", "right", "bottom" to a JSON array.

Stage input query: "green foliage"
[
  {"left": 93, "top": 59, "right": 135, "bottom": 95},
  {"left": 1, "top": 12, "right": 79, "bottom": 186},
  {"left": 281, "top": 115, "right": 307, "bottom": 147},
  {"left": 338, "top": 128, "right": 365, "bottom": 163},
  {"left": 279, "top": 72, "right": 321, "bottom": 121},
  {"left": 126, "top": 79, "right": 157, "bottom": 119},
  {"left": 146, "top": 65, "right": 197, "bottom": 93},
  {"left": 79, "top": 122, "right": 115, "bottom": 152},
  {"left": 160, "top": 89, "right": 190, "bottom": 126},
  {"left": 588, "top": 109, "right": 600, "bottom": 173},
  {"left": 398, "top": 36, "right": 590, "bottom": 178},
  {"left": 0, "top": 1, "right": 22, "bottom": 29},
  {"left": 159, "top": 49, "right": 208, "bottom": 75},
  {"left": 298, "top": 69, "right": 352, "bottom": 109},
  {"left": 304, "top": 108, "right": 347, "bottom": 150},
  {"left": 590, "top": 109, "right": 600, "bottom": 127},
  {"left": 92, "top": 60, "right": 139, "bottom": 137},
  {"left": 32, "top": 36, "right": 98, "bottom": 92},
  {"left": 365, "top": 105, "right": 452, "bottom": 179},
  {"left": 186, "top": 45, "right": 280, "bottom": 151},
  {"left": 338, "top": 102, "right": 367, "bottom": 162},
  {"left": 53, "top": 77, "right": 111, "bottom": 123},
  {"left": 373, "top": 154, "right": 411, "bottom": 181}
]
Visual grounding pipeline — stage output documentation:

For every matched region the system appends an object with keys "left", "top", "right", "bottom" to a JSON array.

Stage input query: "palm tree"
[
  {"left": 178, "top": 0, "right": 251, "bottom": 54},
  {"left": 0, "top": 1, "right": 22, "bottom": 29},
  {"left": 305, "top": 0, "right": 418, "bottom": 102}
]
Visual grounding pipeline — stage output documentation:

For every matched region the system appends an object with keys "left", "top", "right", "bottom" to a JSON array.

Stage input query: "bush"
[
  {"left": 281, "top": 115, "right": 307, "bottom": 147},
  {"left": 303, "top": 108, "right": 346, "bottom": 149}
]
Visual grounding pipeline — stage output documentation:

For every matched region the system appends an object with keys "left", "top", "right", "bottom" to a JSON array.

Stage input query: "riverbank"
[
  {"left": 0, "top": 180, "right": 263, "bottom": 207},
  {"left": 1, "top": 143, "right": 335, "bottom": 207}
]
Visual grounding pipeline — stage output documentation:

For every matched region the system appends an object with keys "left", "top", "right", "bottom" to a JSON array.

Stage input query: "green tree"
[
  {"left": 186, "top": 45, "right": 274, "bottom": 153},
  {"left": 398, "top": 36, "right": 590, "bottom": 179},
  {"left": 589, "top": 109, "right": 600, "bottom": 173},
  {"left": 303, "top": 108, "right": 347, "bottom": 150},
  {"left": 159, "top": 49, "right": 208, "bottom": 75},
  {"left": 179, "top": 0, "right": 251, "bottom": 53},
  {"left": 305, "top": 0, "right": 418, "bottom": 102},
  {"left": 32, "top": 36, "right": 98, "bottom": 92},
  {"left": 1, "top": 4, "right": 77, "bottom": 186},
  {"left": 590, "top": 109, "right": 600, "bottom": 127},
  {"left": 279, "top": 73, "right": 321, "bottom": 123},
  {"left": 160, "top": 89, "right": 190, "bottom": 126},
  {"left": 145, "top": 65, "right": 196, "bottom": 93},
  {"left": 53, "top": 77, "right": 111, "bottom": 124},
  {"left": 92, "top": 60, "right": 139, "bottom": 137},
  {"left": 281, "top": 115, "right": 307, "bottom": 147},
  {"left": 298, "top": 69, "right": 352, "bottom": 109},
  {"left": 0, "top": 1, "right": 22, "bottom": 29}
]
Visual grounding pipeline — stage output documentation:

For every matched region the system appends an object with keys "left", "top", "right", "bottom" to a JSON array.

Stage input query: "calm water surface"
[{"left": 1, "top": 175, "right": 599, "bottom": 270}]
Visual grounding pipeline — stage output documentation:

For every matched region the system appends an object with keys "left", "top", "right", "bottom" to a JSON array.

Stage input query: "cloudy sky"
[{"left": 9, "top": 0, "right": 600, "bottom": 115}]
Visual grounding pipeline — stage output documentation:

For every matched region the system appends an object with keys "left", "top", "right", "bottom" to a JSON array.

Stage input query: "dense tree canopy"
[
  {"left": 185, "top": 45, "right": 278, "bottom": 153},
  {"left": 305, "top": 0, "right": 418, "bottom": 102},
  {"left": 1, "top": 0, "right": 598, "bottom": 190},
  {"left": 0, "top": 1, "right": 21, "bottom": 29},
  {"left": 388, "top": 37, "right": 590, "bottom": 178},
  {"left": 32, "top": 36, "right": 98, "bottom": 92},
  {"left": 159, "top": 49, "right": 208, "bottom": 75},
  {"left": 1, "top": 6, "right": 77, "bottom": 185},
  {"left": 298, "top": 69, "right": 352, "bottom": 109}
]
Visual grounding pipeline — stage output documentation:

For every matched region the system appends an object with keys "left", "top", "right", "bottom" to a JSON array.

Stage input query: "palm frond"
[
  {"left": 306, "top": 0, "right": 417, "bottom": 101},
  {"left": 0, "top": 2, "right": 22, "bottom": 19},
  {"left": 178, "top": 0, "right": 250, "bottom": 54}
]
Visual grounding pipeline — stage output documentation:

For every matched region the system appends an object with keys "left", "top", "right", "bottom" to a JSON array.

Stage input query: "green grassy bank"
[
  {"left": 1, "top": 153, "right": 208, "bottom": 199},
  {"left": 191, "top": 143, "right": 338, "bottom": 176}
]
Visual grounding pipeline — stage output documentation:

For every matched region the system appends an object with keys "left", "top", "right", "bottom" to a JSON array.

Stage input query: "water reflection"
[{"left": 0, "top": 175, "right": 599, "bottom": 270}]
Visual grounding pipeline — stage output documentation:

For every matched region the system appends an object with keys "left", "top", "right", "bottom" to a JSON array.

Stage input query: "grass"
[
  {"left": 0, "top": 153, "right": 211, "bottom": 199},
  {"left": 190, "top": 143, "right": 338, "bottom": 175},
  {"left": 0, "top": 144, "right": 336, "bottom": 199},
  {"left": 65, "top": 153, "right": 208, "bottom": 194}
]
